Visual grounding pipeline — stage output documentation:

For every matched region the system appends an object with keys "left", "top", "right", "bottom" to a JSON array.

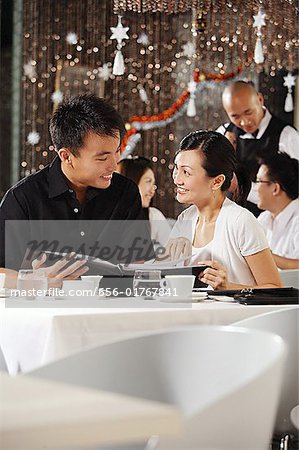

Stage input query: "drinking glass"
[
  {"left": 17, "top": 270, "right": 48, "bottom": 299},
  {"left": 133, "top": 270, "right": 166, "bottom": 299}
]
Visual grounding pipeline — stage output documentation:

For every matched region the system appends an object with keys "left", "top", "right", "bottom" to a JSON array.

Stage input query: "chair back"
[
  {"left": 232, "top": 307, "right": 299, "bottom": 435},
  {"left": 0, "top": 345, "right": 8, "bottom": 372},
  {"left": 290, "top": 405, "right": 299, "bottom": 431},
  {"left": 30, "top": 326, "right": 286, "bottom": 450}
]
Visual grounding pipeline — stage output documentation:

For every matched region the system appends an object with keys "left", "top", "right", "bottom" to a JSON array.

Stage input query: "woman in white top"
[
  {"left": 118, "top": 156, "right": 171, "bottom": 247},
  {"left": 168, "top": 130, "right": 282, "bottom": 290}
]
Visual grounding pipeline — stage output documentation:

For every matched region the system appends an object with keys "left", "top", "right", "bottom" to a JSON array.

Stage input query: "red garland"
[
  {"left": 121, "top": 127, "right": 138, "bottom": 150},
  {"left": 121, "top": 59, "right": 252, "bottom": 152},
  {"left": 130, "top": 89, "right": 190, "bottom": 123}
]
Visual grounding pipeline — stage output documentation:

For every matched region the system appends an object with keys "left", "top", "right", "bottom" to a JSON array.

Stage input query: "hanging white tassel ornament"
[
  {"left": 254, "top": 35, "right": 264, "bottom": 64},
  {"left": 187, "top": 97, "right": 196, "bottom": 117},
  {"left": 283, "top": 73, "right": 296, "bottom": 112},
  {"left": 113, "top": 48, "right": 125, "bottom": 76},
  {"left": 110, "top": 16, "right": 129, "bottom": 76},
  {"left": 284, "top": 91, "right": 293, "bottom": 112},
  {"left": 187, "top": 80, "right": 197, "bottom": 117},
  {"left": 253, "top": 9, "right": 266, "bottom": 65}
]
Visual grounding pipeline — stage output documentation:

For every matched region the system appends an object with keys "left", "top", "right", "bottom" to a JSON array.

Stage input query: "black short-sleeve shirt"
[{"left": 0, "top": 156, "right": 147, "bottom": 269}]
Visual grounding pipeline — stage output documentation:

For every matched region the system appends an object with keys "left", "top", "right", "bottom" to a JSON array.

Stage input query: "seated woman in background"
[
  {"left": 118, "top": 156, "right": 172, "bottom": 248},
  {"left": 256, "top": 152, "right": 299, "bottom": 269},
  {"left": 167, "top": 130, "right": 282, "bottom": 290}
]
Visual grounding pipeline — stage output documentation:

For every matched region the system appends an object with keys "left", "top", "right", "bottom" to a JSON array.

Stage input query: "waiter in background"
[{"left": 217, "top": 80, "right": 299, "bottom": 216}]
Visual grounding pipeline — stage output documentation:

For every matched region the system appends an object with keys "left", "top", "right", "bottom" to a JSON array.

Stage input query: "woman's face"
[
  {"left": 173, "top": 150, "right": 213, "bottom": 206},
  {"left": 138, "top": 168, "right": 157, "bottom": 208}
]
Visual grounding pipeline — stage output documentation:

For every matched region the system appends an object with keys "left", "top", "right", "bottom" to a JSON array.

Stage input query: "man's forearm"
[{"left": 0, "top": 268, "right": 17, "bottom": 288}]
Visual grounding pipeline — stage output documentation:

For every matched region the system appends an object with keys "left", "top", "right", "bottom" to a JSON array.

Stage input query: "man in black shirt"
[{"left": 0, "top": 95, "right": 149, "bottom": 284}]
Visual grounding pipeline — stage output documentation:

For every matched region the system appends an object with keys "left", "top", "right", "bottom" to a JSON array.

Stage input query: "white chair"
[
  {"left": 279, "top": 269, "right": 299, "bottom": 288},
  {"left": 232, "top": 307, "right": 299, "bottom": 449},
  {"left": 30, "top": 326, "right": 286, "bottom": 450},
  {"left": 1, "top": 372, "right": 181, "bottom": 450},
  {"left": 290, "top": 405, "right": 299, "bottom": 431},
  {"left": 0, "top": 345, "right": 8, "bottom": 372}
]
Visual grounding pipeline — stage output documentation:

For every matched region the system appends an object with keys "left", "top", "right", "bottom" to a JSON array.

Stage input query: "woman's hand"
[
  {"left": 164, "top": 237, "right": 192, "bottom": 261},
  {"left": 32, "top": 253, "right": 89, "bottom": 288},
  {"left": 198, "top": 260, "right": 228, "bottom": 290}
]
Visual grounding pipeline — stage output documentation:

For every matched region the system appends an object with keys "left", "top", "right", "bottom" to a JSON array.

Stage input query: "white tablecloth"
[{"left": 0, "top": 297, "right": 290, "bottom": 374}]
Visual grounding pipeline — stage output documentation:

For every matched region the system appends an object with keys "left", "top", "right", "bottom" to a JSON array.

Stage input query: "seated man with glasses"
[{"left": 255, "top": 152, "right": 299, "bottom": 269}]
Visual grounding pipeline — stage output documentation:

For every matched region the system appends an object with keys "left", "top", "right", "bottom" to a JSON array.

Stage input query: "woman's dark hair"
[
  {"left": 177, "top": 130, "right": 250, "bottom": 206},
  {"left": 118, "top": 156, "right": 154, "bottom": 186},
  {"left": 49, "top": 94, "right": 125, "bottom": 156},
  {"left": 259, "top": 152, "right": 299, "bottom": 200}
]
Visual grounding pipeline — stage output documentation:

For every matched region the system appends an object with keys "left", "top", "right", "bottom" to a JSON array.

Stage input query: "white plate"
[{"left": 192, "top": 292, "right": 209, "bottom": 299}]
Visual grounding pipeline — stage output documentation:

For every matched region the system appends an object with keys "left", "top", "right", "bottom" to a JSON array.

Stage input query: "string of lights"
[{"left": 20, "top": 0, "right": 298, "bottom": 217}]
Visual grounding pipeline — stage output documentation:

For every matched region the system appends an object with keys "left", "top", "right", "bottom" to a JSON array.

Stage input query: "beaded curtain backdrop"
[{"left": 21, "top": 0, "right": 297, "bottom": 217}]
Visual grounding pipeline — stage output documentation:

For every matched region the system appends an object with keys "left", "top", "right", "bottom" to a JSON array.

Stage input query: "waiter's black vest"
[{"left": 232, "top": 115, "right": 291, "bottom": 181}]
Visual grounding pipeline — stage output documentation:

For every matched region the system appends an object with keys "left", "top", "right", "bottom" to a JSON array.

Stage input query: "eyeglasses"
[{"left": 254, "top": 179, "right": 273, "bottom": 185}]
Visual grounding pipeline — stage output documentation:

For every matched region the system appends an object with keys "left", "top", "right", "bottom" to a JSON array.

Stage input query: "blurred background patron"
[
  {"left": 256, "top": 152, "right": 299, "bottom": 269},
  {"left": 118, "top": 156, "right": 172, "bottom": 248}
]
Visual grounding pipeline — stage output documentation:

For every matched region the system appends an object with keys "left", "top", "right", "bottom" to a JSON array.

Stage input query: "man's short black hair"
[
  {"left": 49, "top": 94, "right": 125, "bottom": 155},
  {"left": 259, "top": 152, "right": 299, "bottom": 200}
]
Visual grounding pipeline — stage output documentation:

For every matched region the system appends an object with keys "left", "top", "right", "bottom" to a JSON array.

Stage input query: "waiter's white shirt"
[{"left": 258, "top": 199, "right": 299, "bottom": 259}]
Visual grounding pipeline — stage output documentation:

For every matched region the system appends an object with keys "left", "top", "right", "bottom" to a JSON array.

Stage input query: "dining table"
[{"left": 0, "top": 295, "right": 292, "bottom": 375}]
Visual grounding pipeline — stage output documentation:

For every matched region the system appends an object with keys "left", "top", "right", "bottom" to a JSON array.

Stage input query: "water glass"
[
  {"left": 133, "top": 270, "right": 165, "bottom": 299},
  {"left": 17, "top": 270, "right": 48, "bottom": 299}
]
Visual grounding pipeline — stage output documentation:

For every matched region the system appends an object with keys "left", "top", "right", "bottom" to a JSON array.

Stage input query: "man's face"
[
  {"left": 256, "top": 164, "right": 275, "bottom": 211},
  {"left": 138, "top": 168, "right": 157, "bottom": 208},
  {"left": 66, "top": 131, "right": 121, "bottom": 189},
  {"left": 223, "top": 89, "right": 264, "bottom": 134}
]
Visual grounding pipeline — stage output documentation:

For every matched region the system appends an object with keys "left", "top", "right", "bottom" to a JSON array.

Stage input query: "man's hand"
[
  {"left": 164, "top": 237, "right": 192, "bottom": 261},
  {"left": 32, "top": 253, "right": 89, "bottom": 288}
]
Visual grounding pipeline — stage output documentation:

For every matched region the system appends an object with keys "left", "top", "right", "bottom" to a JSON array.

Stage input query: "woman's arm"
[
  {"left": 243, "top": 249, "right": 282, "bottom": 288},
  {"left": 199, "top": 249, "right": 282, "bottom": 290},
  {"left": 272, "top": 253, "right": 299, "bottom": 270}
]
